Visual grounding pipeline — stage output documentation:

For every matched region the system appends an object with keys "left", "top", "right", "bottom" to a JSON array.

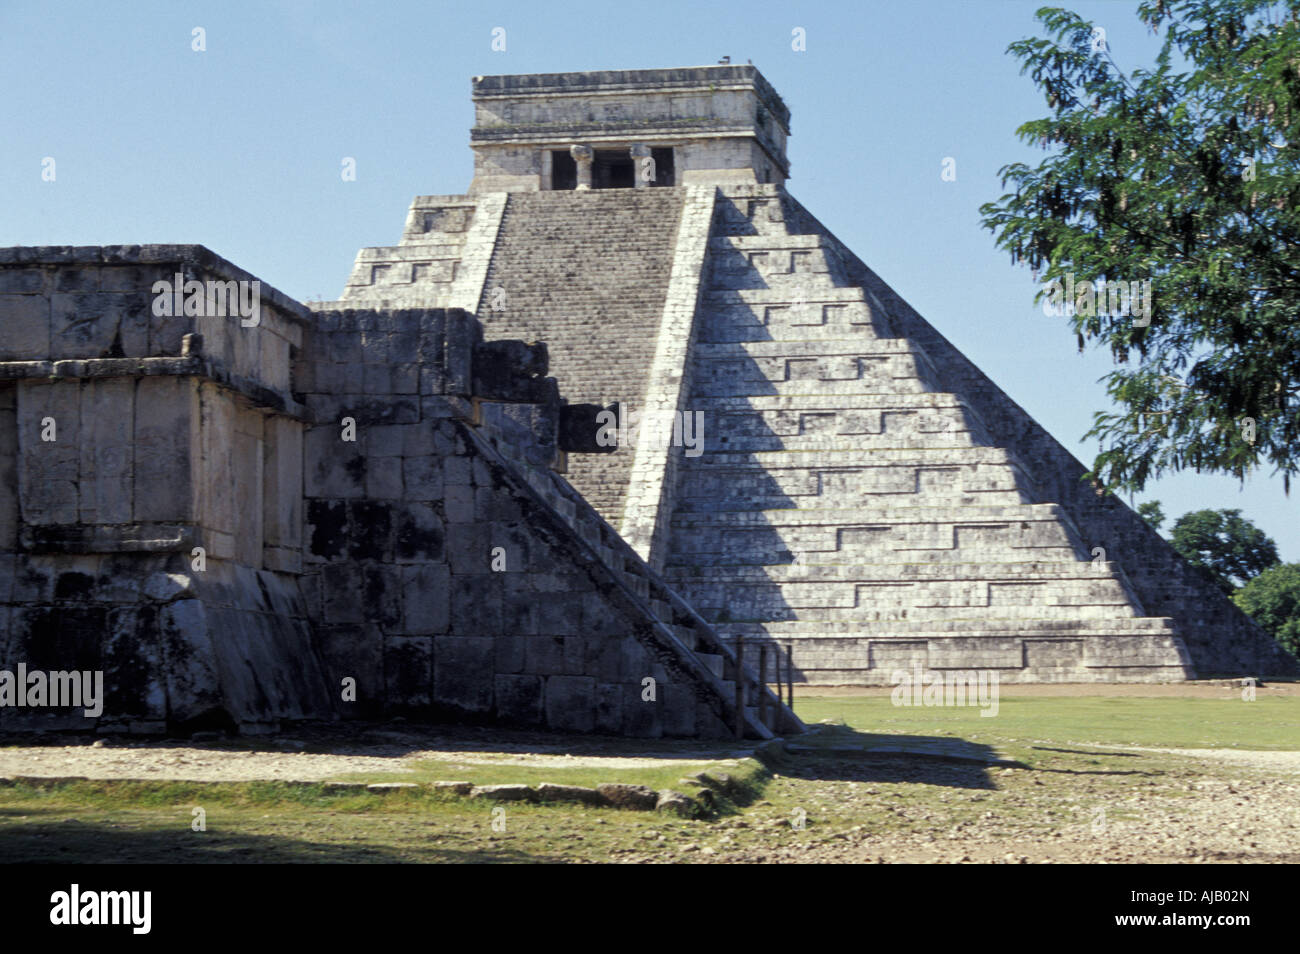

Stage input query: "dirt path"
[{"left": 0, "top": 735, "right": 742, "bottom": 783}]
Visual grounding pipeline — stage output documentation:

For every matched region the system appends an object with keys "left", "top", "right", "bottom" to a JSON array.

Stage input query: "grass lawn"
[{"left": 794, "top": 693, "right": 1300, "bottom": 752}]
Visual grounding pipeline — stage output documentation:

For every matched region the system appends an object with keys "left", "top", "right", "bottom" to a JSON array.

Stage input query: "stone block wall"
[
  {"left": 0, "top": 247, "right": 797, "bottom": 737},
  {"left": 296, "top": 305, "right": 790, "bottom": 737},
  {"left": 0, "top": 246, "right": 332, "bottom": 732}
]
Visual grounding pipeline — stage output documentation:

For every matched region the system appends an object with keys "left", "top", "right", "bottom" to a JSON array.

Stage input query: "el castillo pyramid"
[
  {"left": 342, "top": 65, "right": 1294, "bottom": 685},
  {"left": 0, "top": 65, "right": 1293, "bottom": 738}
]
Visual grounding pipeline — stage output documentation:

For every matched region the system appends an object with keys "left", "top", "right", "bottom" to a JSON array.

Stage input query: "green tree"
[
  {"left": 981, "top": 2, "right": 1300, "bottom": 493},
  {"left": 1234, "top": 562, "right": 1300, "bottom": 653},
  {"left": 1137, "top": 500, "right": 1166, "bottom": 530},
  {"left": 1169, "top": 508, "right": 1280, "bottom": 592}
]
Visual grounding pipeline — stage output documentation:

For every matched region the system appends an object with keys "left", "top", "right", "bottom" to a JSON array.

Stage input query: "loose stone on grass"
[
  {"left": 596, "top": 782, "right": 658, "bottom": 810},
  {"left": 655, "top": 790, "right": 696, "bottom": 817},
  {"left": 536, "top": 782, "right": 607, "bottom": 806},
  {"left": 470, "top": 783, "right": 537, "bottom": 802}
]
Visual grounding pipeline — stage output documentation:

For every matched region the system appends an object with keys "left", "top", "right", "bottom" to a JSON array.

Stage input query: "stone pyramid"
[{"left": 342, "top": 65, "right": 1298, "bottom": 684}]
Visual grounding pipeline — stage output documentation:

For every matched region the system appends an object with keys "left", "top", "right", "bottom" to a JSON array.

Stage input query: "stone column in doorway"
[
  {"left": 630, "top": 144, "right": 653, "bottom": 188},
  {"left": 571, "top": 145, "right": 593, "bottom": 190}
]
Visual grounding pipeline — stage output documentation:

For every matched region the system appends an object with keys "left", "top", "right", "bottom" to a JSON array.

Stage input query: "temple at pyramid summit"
[
  {"left": 340, "top": 65, "right": 1295, "bottom": 685},
  {"left": 0, "top": 66, "right": 1294, "bottom": 738}
]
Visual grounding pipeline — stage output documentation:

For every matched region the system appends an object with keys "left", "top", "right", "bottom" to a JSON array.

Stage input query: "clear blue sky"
[{"left": 3, "top": 0, "right": 1295, "bottom": 559}]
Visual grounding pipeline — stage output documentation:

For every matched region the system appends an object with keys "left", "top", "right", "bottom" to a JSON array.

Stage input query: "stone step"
[
  {"left": 708, "top": 243, "right": 834, "bottom": 283},
  {"left": 667, "top": 506, "right": 1086, "bottom": 563},
  {"left": 681, "top": 445, "right": 1023, "bottom": 470},
  {"left": 672, "top": 624, "right": 698, "bottom": 651},
  {"left": 703, "top": 286, "right": 873, "bottom": 306},
  {"left": 669, "top": 502, "right": 1071, "bottom": 526},
  {"left": 789, "top": 664, "right": 1191, "bottom": 685},
  {"left": 353, "top": 243, "right": 467, "bottom": 262},
  {"left": 688, "top": 392, "right": 972, "bottom": 412},
  {"left": 703, "top": 433, "right": 991, "bottom": 453},
  {"left": 688, "top": 394, "right": 994, "bottom": 439},
  {"left": 674, "top": 489, "right": 1033, "bottom": 511},
  {"left": 695, "top": 603, "right": 1142, "bottom": 623},
  {"left": 689, "top": 357, "right": 944, "bottom": 397},
  {"left": 709, "top": 234, "right": 831, "bottom": 251},
  {"left": 717, "top": 616, "right": 1178, "bottom": 636},
  {"left": 691, "top": 377, "right": 935, "bottom": 398},
  {"left": 667, "top": 560, "right": 1134, "bottom": 583},
  {"left": 675, "top": 449, "right": 1037, "bottom": 503},
  {"left": 696, "top": 652, "right": 724, "bottom": 678},
  {"left": 697, "top": 284, "right": 898, "bottom": 340},
  {"left": 724, "top": 630, "right": 1189, "bottom": 671},
  {"left": 694, "top": 338, "right": 918, "bottom": 359},
  {"left": 669, "top": 546, "right": 1082, "bottom": 566},
  {"left": 696, "top": 405, "right": 984, "bottom": 445},
  {"left": 669, "top": 565, "right": 1147, "bottom": 617}
]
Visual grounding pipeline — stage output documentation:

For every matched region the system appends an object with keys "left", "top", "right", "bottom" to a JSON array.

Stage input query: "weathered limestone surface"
[
  {"left": 472, "top": 189, "right": 686, "bottom": 519},
  {"left": 297, "top": 305, "right": 789, "bottom": 738},
  {"left": 468, "top": 66, "right": 791, "bottom": 192},
  {"left": 328, "top": 65, "right": 1297, "bottom": 685},
  {"left": 0, "top": 246, "right": 327, "bottom": 732},
  {"left": 340, "top": 195, "right": 484, "bottom": 309},
  {"left": 0, "top": 247, "right": 796, "bottom": 737},
  {"left": 342, "top": 187, "right": 692, "bottom": 524},
  {"left": 650, "top": 186, "right": 1295, "bottom": 683}
]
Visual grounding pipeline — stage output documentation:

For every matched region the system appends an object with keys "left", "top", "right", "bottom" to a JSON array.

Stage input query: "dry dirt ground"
[{"left": 656, "top": 749, "right": 1300, "bottom": 864}]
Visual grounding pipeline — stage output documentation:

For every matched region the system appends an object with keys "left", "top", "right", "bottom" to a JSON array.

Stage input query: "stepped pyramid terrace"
[
  {"left": 342, "top": 65, "right": 1296, "bottom": 686},
  {"left": 0, "top": 66, "right": 1294, "bottom": 739}
]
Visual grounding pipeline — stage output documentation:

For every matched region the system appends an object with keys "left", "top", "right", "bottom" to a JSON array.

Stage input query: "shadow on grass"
[
  {"left": 778, "top": 730, "right": 1002, "bottom": 790},
  {"left": 1, "top": 816, "right": 553, "bottom": 864},
  {"left": 782, "top": 749, "right": 999, "bottom": 790},
  {"left": 780, "top": 729, "right": 1164, "bottom": 788},
  {"left": 1029, "top": 745, "right": 1143, "bottom": 757}
]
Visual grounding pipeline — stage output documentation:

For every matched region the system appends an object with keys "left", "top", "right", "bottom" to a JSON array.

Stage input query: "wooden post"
[
  {"left": 758, "top": 644, "right": 769, "bottom": 729},
  {"left": 734, "top": 636, "right": 745, "bottom": 740}
]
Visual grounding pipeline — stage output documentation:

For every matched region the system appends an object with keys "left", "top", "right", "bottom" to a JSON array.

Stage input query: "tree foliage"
[
  {"left": 981, "top": 1, "right": 1300, "bottom": 493},
  {"left": 1169, "top": 507, "right": 1281, "bottom": 591},
  {"left": 1234, "top": 562, "right": 1300, "bottom": 652},
  {"left": 1137, "top": 499, "right": 1167, "bottom": 529}
]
